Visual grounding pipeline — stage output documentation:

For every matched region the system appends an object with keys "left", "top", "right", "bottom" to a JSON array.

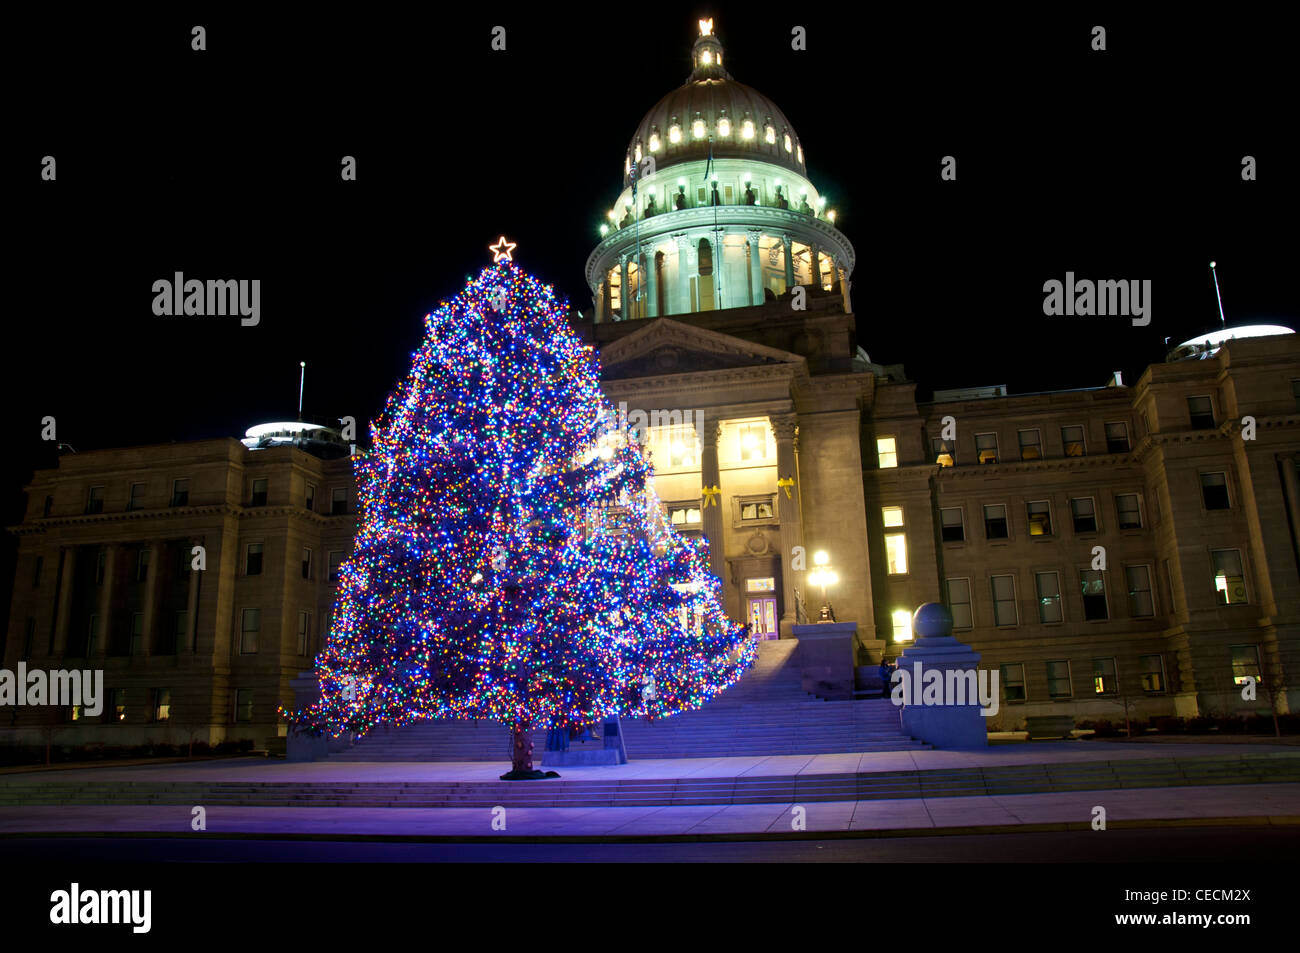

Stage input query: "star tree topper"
[{"left": 489, "top": 235, "right": 516, "bottom": 262}]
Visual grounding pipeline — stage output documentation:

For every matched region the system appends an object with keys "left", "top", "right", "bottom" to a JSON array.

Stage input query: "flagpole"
[
  {"left": 1210, "top": 261, "right": 1226, "bottom": 327},
  {"left": 709, "top": 136, "right": 721, "bottom": 309}
]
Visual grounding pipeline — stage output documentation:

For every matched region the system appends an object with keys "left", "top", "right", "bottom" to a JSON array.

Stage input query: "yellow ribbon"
[
  {"left": 777, "top": 476, "right": 795, "bottom": 499},
  {"left": 701, "top": 485, "right": 721, "bottom": 507}
]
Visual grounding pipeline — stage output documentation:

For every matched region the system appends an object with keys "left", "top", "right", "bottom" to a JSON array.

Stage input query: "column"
[
  {"left": 93, "top": 544, "right": 118, "bottom": 657},
  {"left": 185, "top": 546, "right": 200, "bottom": 655},
  {"left": 772, "top": 414, "right": 806, "bottom": 638},
  {"left": 673, "top": 234, "right": 691, "bottom": 314},
  {"left": 1280, "top": 454, "right": 1300, "bottom": 566},
  {"left": 618, "top": 254, "right": 630, "bottom": 320},
  {"left": 781, "top": 234, "right": 795, "bottom": 289},
  {"left": 601, "top": 273, "right": 612, "bottom": 322},
  {"left": 53, "top": 547, "right": 76, "bottom": 657},
  {"left": 699, "top": 418, "right": 725, "bottom": 582},
  {"left": 810, "top": 243, "right": 822, "bottom": 289},
  {"left": 746, "top": 229, "right": 763, "bottom": 306},
  {"left": 836, "top": 258, "right": 853, "bottom": 312},
  {"left": 139, "top": 541, "right": 161, "bottom": 655},
  {"left": 644, "top": 249, "right": 659, "bottom": 318}
]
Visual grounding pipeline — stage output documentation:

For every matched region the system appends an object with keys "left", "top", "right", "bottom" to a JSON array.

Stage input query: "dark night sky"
[{"left": 6, "top": 4, "right": 1297, "bottom": 612}]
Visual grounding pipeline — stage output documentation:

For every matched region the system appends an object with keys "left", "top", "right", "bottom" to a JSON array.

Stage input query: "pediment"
[{"left": 599, "top": 318, "right": 804, "bottom": 380}]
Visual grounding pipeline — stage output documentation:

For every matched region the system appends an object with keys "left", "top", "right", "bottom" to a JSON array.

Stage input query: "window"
[
  {"left": 740, "top": 499, "right": 775, "bottom": 521},
  {"left": 128, "top": 482, "right": 146, "bottom": 511},
  {"left": 940, "top": 507, "right": 965, "bottom": 542},
  {"left": 171, "top": 479, "right": 190, "bottom": 507},
  {"left": 946, "top": 578, "right": 972, "bottom": 630},
  {"left": 975, "top": 432, "right": 998, "bottom": 465},
  {"left": 331, "top": 487, "right": 348, "bottom": 515},
  {"left": 1188, "top": 396, "right": 1215, "bottom": 429},
  {"left": 1105, "top": 422, "right": 1130, "bottom": 453},
  {"left": 883, "top": 506, "right": 907, "bottom": 574},
  {"left": 301, "top": 547, "right": 312, "bottom": 580},
  {"left": 1230, "top": 645, "right": 1261, "bottom": 686},
  {"left": 669, "top": 432, "right": 698, "bottom": 468},
  {"left": 1080, "top": 569, "right": 1108, "bottom": 620},
  {"left": 739, "top": 424, "right": 767, "bottom": 462},
  {"left": 240, "top": 608, "right": 260, "bottom": 654},
  {"left": 111, "top": 688, "right": 127, "bottom": 722},
  {"left": 1126, "top": 565, "right": 1154, "bottom": 617},
  {"left": 1071, "top": 497, "right": 1097, "bottom": 533},
  {"left": 1027, "top": 500, "right": 1052, "bottom": 536},
  {"left": 1018, "top": 429, "right": 1042, "bottom": 460},
  {"left": 297, "top": 611, "right": 311, "bottom": 656},
  {"left": 1061, "top": 425, "right": 1086, "bottom": 457},
  {"left": 1035, "top": 571, "right": 1063, "bottom": 623},
  {"left": 151, "top": 688, "right": 171, "bottom": 722},
  {"left": 891, "top": 609, "right": 912, "bottom": 642},
  {"left": 931, "top": 437, "right": 954, "bottom": 467},
  {"left": 329, "top": 551, "right": 344, "bottom": 582},
  {"left": 250, "top": 478, "right": 268, "bottom": 507},
  {"left": 1116, "top": 493, "right": 1142, "bottom": 529},
  {"left": 876, "top": 436, "right": 898, "bottom": 468},
  {"left": 669, "top": 505, "right": 702, "bottom": 526},
  {"left": 235, "top": 689, "right": 254, "bottom": 723},
  {"left": 1212, "top": 549, "right": 1248, "bottom": 605},
  {"left": 305, "top": 483, "right": 316, "bottom": 511},
  {"left": 1092, "top": 658, "right": 1118, "bottom": 695},
  {"left": 86, "top": 486, "right": 104, "bottom": 514},
  {"left": 1292, "top": 379, "right": 1300, "bottom": 413},
  {"left": 1200, "top": 472, "right": 1229, "bottom": 510},
  {"left": 991, "top": 574, "right": 1017, "bottom": 626},
  {"left": 983, "top": 504, "right": 1008, "bottom": 539},
  {"left": 130, "top": 612, "right": 143, "bottom": 655},
  {"left": 1140, "top": 654, "right": 1166, "bottom": 693},
  {"left": 1046, "top": 660, "right": 1073, "bottom": 699},
  {"left": 246, "top": 543, "right": 263, "bottom": 576},
  {"left": 135, "top": 548, "right": 150, "bottom": 583},
  {"left": 1001, "top": 663, "right": 1026, "bottom": 702}
]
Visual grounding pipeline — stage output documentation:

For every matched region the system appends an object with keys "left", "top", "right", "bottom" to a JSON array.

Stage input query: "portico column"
[
  {"left": 140, "top": 541, "right": 161, "bottom": 656},
  {"left": 1280, "top": 455, "right": 1300, "bottom": 566},
  {"left": 781, "top": 234, "right": 795, "bottom": 289},
  {"left": 836, "top": 258, "right": 853, "bottom": 312},
  {"left": 644, "top": 249, "right": 659, "bottom": 318},
  {"left": 810, "top": 243, "right": 822, "bottom": 289},
  {"left": 185, "top": 545, "right": 200, "bottom": 654},
  {"left": 93, "top": 544, "right": 118, "bottom": 657},
  {"left": 601, "top": 274, "right": 612, "bottom": 322},
  {"left": 746, "top": 229, "right": 763, "bottom": 306},
  {"left": 618, "top": 254, "right": 631, "bottom": 320},
  {"left": 53, "top": 547, "right": 76, "bottom": 657},
  {"left": 699, "top": 418, "right": 725, "bottom": 582},
  {"left": 772, "top": 414, "right": 806, "bottom": 638}
]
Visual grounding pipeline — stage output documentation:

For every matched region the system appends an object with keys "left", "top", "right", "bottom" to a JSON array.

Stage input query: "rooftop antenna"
[
  {"left": 1210, "top": 261, "right": 1226, "bottom": 327},
  {"left": 298, "top": 361, "right": 306, "bottom": 419}
]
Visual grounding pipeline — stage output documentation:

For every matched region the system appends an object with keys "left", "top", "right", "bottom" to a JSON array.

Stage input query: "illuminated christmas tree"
[{"left": 284, "top": 240, "right": 755, "bottom": 776}]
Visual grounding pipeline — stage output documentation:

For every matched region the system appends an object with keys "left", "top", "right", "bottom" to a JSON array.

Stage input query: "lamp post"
[{"left": 807, "top": 549, "right": 838, "bottom": 622}]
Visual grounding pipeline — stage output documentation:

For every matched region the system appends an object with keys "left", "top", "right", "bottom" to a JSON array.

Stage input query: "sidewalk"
[{"left": 1, "top": 783, "right": 1296, "bottom": 839}]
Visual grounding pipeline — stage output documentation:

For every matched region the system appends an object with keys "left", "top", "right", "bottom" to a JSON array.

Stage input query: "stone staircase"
[{"left": 331, "top": 639, "right": 928, "bottom": 762}]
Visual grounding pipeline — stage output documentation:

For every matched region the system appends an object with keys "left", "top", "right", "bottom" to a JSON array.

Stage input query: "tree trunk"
[{"left": 511, "top": 722, "right": 533, "bottom": 773}]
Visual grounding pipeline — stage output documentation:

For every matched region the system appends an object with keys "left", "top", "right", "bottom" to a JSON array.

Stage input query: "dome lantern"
[{"left": 692, "top": 19, "right": 727, "bottom": 80}]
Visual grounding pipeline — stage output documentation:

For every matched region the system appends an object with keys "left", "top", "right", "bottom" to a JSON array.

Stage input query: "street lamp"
[{"left": 807, "top": 550, "right": 838, "bottom": 622}]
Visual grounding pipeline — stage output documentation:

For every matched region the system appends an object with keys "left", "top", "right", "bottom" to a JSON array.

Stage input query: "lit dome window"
[
  {"left": 717, "top": 111, "right": 730, "bottom": 137},
  {"left": 797, "top": 143, "right": 804, "bottom": 163},
  {"left": 741, "top": 118, "right": 754, "bottom": 140},
  {"left": 669, "top": 118, "right": 681, "bottom": 144},
  {"left": 692, "top": 114, "right": 706, "bottom": 139},
  {"left": 783, "top": 132, "right": 792, "bottom": 152},
  {"left": 649, "top": 127, "right": 661, "bottom": 152},
  {"left": 634, "top": 142, "right": 642, "bottom": 163},
  {"left": 701, "top": 49, "right": 712, "bottom": 65},
  {"left": 764, "top": 122, "right": 776, "bottom": 144}
]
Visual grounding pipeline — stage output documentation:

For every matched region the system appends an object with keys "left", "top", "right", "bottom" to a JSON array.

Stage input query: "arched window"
[{"left": 697, "top": 238, "right": 713, "bottom": 277}]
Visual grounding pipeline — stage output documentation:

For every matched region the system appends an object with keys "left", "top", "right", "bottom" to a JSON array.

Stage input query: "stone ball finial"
[{"left": 913, "top": 602, "right": 953, "bottom": 640}]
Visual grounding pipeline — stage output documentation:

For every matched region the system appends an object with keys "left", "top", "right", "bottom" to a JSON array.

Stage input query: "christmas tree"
[{"left": 284, "top": 241, "right": 756, "bottom": 776}]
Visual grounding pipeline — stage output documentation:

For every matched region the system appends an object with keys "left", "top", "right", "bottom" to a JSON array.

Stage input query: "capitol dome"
[{"left": 587, "top": 19, "right": 854, "bottom": 324}]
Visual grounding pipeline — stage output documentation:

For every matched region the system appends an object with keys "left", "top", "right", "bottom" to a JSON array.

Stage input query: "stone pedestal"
[
  {"left": 792, "top": 621, "right": 856, "bottom": 699},
  {"left": 896, "top": 604, "right": 989, "bottom": 748},
  {"left": 541, "top": 713, "right": 628, "bottom": 766}
]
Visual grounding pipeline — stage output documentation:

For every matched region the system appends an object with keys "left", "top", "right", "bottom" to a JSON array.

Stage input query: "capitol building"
[{"left": 4, "top": 20, "right": 1299, "bottom": 751}]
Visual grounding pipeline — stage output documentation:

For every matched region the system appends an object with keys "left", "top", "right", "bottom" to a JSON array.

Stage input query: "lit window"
[
  {"left": 669, "top": 122, "right": 681, "bottom": 144},
  {"left": 876, "top": 436, "right": 898, "bottom": 468},
  {"left": 1080, "top": 569, "right": 1108, "bottom": 620},
  {"left": 1018, "top": 429, "right": 1041, "bottom": 460},
  {"left": 1213, "top": 549, "right": 1247, "bottom": 605},
  {"left": 1140, "top": 654, "right": 1165, "bottom": 693},
  {"left": 1046, "top": 660, "right": 1072, "bottom": 698},
  {"left": 741, "top": 119, "right": 755, "bottom": 140},
  {"left": 765, "top": 123, "right": 776, "bottom": 144},
  {"left": 670, "top": 506, "right": 702, "bottom": 526},
  {"left": 1027, "top": 500, "right": 1052, "bottom": 536},
  {"left": 669, "top": 431, "right": 698, "bottom": 468},
  {"left": 649, "top": 132, "right": 661, "bottom": 152},
  {"left": 975, "top": 433, "right": 998, "bottom": 464},
  {"left": 797, "top": 144, "right": 804, "bottom": 162},
  {"left": 1035, "top": 571, "right": 1062, "bottom": 623},
  {"left": 891, "top": 609, "right": 912, "bottom": 642},
  {"left": 739, "top": 424, "right": 767, "bottom": 461},
  {"left": 152, "top": 688, "right": 171, "bottom": 721},
  {"left": 1127, "top": 565, "right": 1154, "bottom": 617},
  {"left": 882, "top": 506, "right": 904, "bottom": 528},
  {"left": 931, "top": 437, "right": 954, "bottom": 466},
  {"left": 634, "top": 142, "right": 642, "bottom": 163},
  {"left": 1230, "top": 645, "right": 1260, "bottom": 686},
  {"left": 885, "top": 533, "right": 907, "bottom": 574},
  {"left": 692, "top": 117, "right": 706, "bottom": 139},
  {"left": 946, "top": 578, "right": 972, "bottom": 629},
  {"left": 1061, "top": 425, "right": 1085, "bottom": 457},
  {"left": 718, "top": 116, "right": 730, "bottom": 137},
  {"left": 112, "top": 688, "right": 126, "bottom": 722},
  {"left": 1092, "top": 658, "right": 1117, "bottom": 695},
  {"left": 991, "top": 575, "right": 1017, "bottom": 626},
  {"left": 701, "top": 49, "right": 712, "bottom": 65},
  {"left": 740, "top": 499, "right": 775, "bottom": 521},
  {"left": 783, "top": 133, "right": 792, "bottom": 152}
]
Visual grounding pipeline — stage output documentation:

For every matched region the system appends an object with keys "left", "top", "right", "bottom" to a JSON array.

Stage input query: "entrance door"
[{"left": 747, "top": 596, "right": 778, "bottom": 640}]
